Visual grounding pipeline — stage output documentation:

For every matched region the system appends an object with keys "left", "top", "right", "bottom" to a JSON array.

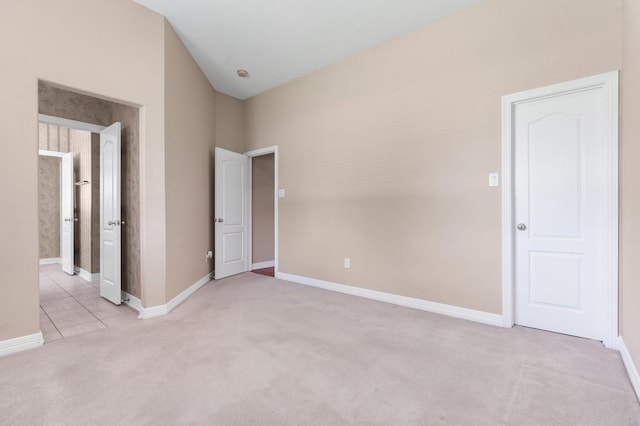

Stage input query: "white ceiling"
[{"left": 134, "top": 0, "right": 484, "bottom": 100}]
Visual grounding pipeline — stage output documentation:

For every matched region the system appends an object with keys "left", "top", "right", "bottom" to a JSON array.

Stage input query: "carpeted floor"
[{"left": 1, "top": 272, "right": 638, "bottom": 425}]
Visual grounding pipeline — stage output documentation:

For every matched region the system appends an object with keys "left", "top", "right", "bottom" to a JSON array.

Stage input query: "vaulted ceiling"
[{"left": 134, "top": 0, "right": 484, "bottom": 100}]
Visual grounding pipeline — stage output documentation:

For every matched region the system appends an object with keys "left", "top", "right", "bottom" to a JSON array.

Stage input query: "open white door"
[
  {"left": 100, "top": 122, "right": 122, "bottom": 305},
  {"left": 60, "top": 152, "right": 74, "bottom": 275},
  {"left": 214, "top": 147, "right": 249, "bottom": 279}
]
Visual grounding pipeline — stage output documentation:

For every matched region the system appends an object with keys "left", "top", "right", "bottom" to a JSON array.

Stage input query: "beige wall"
[
  {"left": 252, "top": 154, "right": 275, "bottom": 264},
  {"left": 0, "top": 0, "right": 167, "bottom": 341},
  {"left": 215, "top": 93, "right": 245, "bottom": 152},
  {"left": 38, "top": 156, "right": 60, "bottom": 259},
  {"left": 164, "top": 22, "right": 218, "bottom": 300},
  {"left": 621, "top": 0, "right": 640, "bottom": 380},
  {"left": 245, "top": 0, "right": 623, "bottom": 314}
]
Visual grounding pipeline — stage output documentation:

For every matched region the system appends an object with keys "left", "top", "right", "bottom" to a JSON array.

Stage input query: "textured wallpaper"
[
  {"left": 39, "top": 83, "right": 112, "bottom": 126},
  {"left": 91, "top": 134, "right": 100, "bottom": 272},
  {"left": 70, "top": 129, "right": 93, "bottom": 272},
  {"left": 113, "top": 103, "right": 141, "bottom": 298},
  {"left": 38, "top": 156, "right": 60, "bottom": 259}
]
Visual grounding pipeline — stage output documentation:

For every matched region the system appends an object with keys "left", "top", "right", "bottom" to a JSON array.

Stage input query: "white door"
[
  {"left": 60, "top": 152, "right": 74, "bottom": 275},
  {"left": 100, "top": 122, "right": 122, "bottom": 305},
  {"left": 514, "top": 88, "right": 608, "bottom": 340},
  {"left": 214, "top": 147, "right": 249, "bottom": 279}
]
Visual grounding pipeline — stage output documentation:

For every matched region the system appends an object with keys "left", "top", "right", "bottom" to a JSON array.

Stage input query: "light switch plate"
[
  {"left": 489, "top": 173, "right": 499, "bottom": 187},
  {"left": 278, "top": 188, "right": 286, "bottom": 198}
]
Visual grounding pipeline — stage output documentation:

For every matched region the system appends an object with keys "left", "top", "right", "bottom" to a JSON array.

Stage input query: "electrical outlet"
[
  {"left": 344, "top": 258, "right": 351, "bottom": 269},
  {"left": 206, "top": 250, "right": 213, "bottom": 262}
]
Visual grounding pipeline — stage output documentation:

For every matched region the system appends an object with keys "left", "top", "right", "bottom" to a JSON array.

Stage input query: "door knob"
[
  {"left": 108, "top": 220, "right": 119, "bottom": 226},
  {"left": 517, "top": 223, "right": 527, "bottom": 231},
  {"left": 215, "top": 218, "right": 224, "bottom": 223}
]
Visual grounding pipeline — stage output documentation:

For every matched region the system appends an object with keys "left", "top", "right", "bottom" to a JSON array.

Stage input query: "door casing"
[
  {"left": 501, "top": 71, "right": 619, "bottom": 349},
  {"left": 245, "top": 146, "right": 279, "bottom": 276}
]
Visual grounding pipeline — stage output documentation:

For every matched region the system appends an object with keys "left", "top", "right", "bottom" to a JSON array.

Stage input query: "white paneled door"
[
  {"left": 100, "top": 122, "right": 122, "bottom": 305},
  {"left": 513, "top": 87, "right": 610, "bottom": 340},
  {"left": 61, "top": 152, "right": 74, "bottom": 275},
  {"left": 214, "top": 147, "right": 249, "bottom": 279}
]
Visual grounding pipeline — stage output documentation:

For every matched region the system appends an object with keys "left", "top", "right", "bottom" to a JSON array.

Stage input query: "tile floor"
[{"left": 39, "top": 264, "right": 138, "bottom": 342}]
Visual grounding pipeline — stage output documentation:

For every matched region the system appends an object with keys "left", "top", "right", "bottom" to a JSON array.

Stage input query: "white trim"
[
  {"left": 133, "top": 272, "right": 214, "bottom": 319},
  {"left": 501, "top": 71, "right": 619, "bottom": 348},
  {"left": 247, "top": 157, "right": 253, "bottom": 275},
  {"left": 252, "top": 261, "right": 275, "bottom": 270},
  {"left": 38, "top": 114, "right": 106, "bottom": 133},
  {"left": 277, "top": 272, "right": 503, "bottom": 327},
  {"left": 620, "top": 338, "right": 640, "bottom": 402},
  {"left": 38, "top": 149, "right": 66, "bottom": 158},
  {"left": 121, "top": 291, "right": 143, "bottom": 317},
  {"left": 245, "top": 146, "right": 279, "bottom": 275},
  {"left": 166, "top": 272, "right": 213, "bottom": 312},
  {"left": 0, "top": 332, "right": 43, "bottom": 357},
  {"left": 74, "top": 267, "right": 88, "bottom": 281},
  {"left": 39, "top": 257, "right": 61, "bottom": 265},
  {"left": 74, "top": 267, "right": 99, "bottom": 283},
  {"left": 139, "top": 305, "right": 168, "bottom": 320}
]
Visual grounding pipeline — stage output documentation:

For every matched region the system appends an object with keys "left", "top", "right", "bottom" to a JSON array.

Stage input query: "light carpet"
[{"left": 1, "top": 272, "right": 638, "bottom": 425}]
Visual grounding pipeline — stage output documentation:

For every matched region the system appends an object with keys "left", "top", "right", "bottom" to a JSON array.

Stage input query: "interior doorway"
[
  {"left": 37, "top": 120, "right": 133, "bottom": 341},
  {"left": 213, "top": 146, "right": 279, "bottom": 280},
  {"left": 247, "top": 147, "right": 278, "bottom": 278},
  {"left": 37, "top": 81, "right": 141, "bottom": 342},
  {"left": 250, "top": 152, "right": 275, "bottom": 277}
]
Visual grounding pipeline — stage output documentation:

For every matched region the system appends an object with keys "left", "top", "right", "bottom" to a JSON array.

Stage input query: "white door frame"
[
  {"left": 39, "top": 114, "right": 106, "bottom": 134},
  {"left": 501, "top": 71, "right": 619, "bottom": 349},
  {"left": 245, "top": 146, "right": 279, "bottom": 275}
]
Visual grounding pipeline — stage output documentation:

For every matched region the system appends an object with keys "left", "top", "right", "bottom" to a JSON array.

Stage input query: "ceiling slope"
[{"left": 135, "top": 0, "right": 484, "bottom": 100}]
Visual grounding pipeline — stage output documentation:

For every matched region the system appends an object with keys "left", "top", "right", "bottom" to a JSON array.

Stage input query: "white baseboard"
[
  {"left": 276, "top": 272, "right": 503, "bottom": 327},
  {"left": 166, "top": 272, "right": 213, "bottom": 312},
  {"left": 130, "top": 272, "right": 214, "bottom": 319},
  {"left": 39, "top": 258, "right": 61, "bottom": 265},
  {"left": 252, "top": 261, "right": 275, "bottom": 270},
  {"left": 122, "top": 291, "right": 166, "bottom": 319},
  {"left": 121, "top": 291, "right": 143, "bottom": 318},
  {"left": 619, "top": 337, "right": 640, "bottom": 402},
  {"left": 74, "top": 267, "right": 99, "bottom": 283},
  {"left": 0, "top": 332, "right": 43, "bottom": 357}
]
